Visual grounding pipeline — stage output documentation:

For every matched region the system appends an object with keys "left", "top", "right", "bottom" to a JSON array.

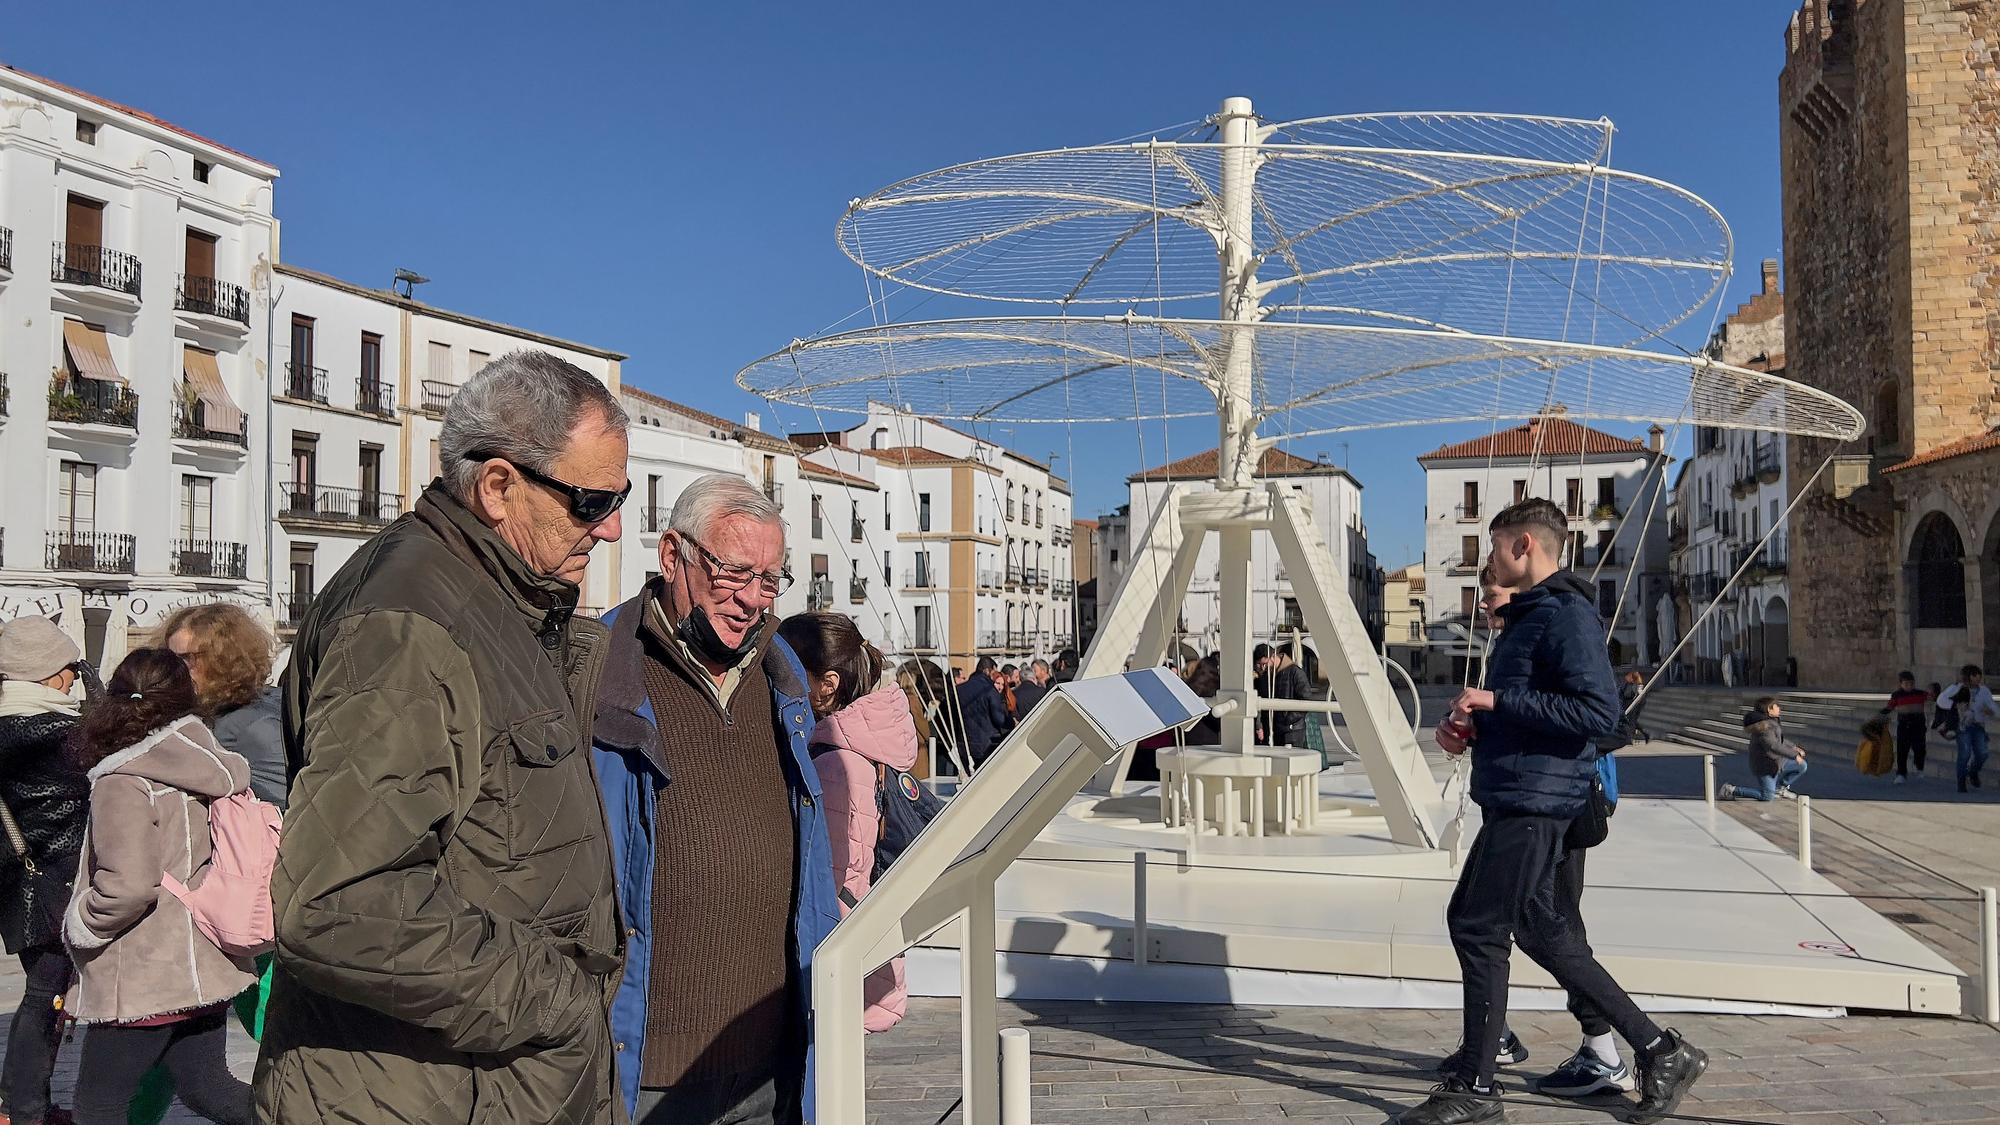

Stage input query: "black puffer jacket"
[{"left": 0, "top": 710, "right": 90, "bottom": 952}]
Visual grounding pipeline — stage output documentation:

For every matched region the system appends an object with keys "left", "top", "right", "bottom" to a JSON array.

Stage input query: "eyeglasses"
[
  {"left": 676, "top": 531, "right": 793, "bottom": 596},
  {"left": 465, "top": 452, "right": 630, "bottom": 524}
]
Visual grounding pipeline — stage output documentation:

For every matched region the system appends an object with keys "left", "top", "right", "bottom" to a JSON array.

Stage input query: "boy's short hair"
[
  {"left": 1489, "top": 498, "right": 1568, "bottom": 554},
  {"left": 1963, "top": 663, "right": 1984, "bottom": 678},
  {"left": 1754, "top": 695, "right": 1778, "bottom": 713},
  {"left": 1252, "top": 643, "right": 1273, "bottom": 662},
  {"left": 1899, "top": 670, "right": 1915, "bottom": 683}
]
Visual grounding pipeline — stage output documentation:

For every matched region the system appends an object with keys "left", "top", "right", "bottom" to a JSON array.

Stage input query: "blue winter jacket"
[
  {"left": 591, "top": 593, "right": 841, "bottom": 1121},
  {"left": 1470, "top": 571, "right": 1621, "bottom": 818}
]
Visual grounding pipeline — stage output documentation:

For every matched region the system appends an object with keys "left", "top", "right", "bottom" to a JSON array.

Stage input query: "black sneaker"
[
  {"left": 1435, "top": 1029, "right": 1529, "bottom": 1078},
  {"left": 1627, "top": 1029, "right": 1708, "bottom": 1124},
  {"left": 1395, "top": 1076, "right": 1506, "bottom": 1124}
]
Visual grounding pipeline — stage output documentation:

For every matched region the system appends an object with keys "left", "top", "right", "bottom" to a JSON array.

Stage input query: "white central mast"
[{"left": 1214, "top": 95, "right": 1264, "bottom": 754}]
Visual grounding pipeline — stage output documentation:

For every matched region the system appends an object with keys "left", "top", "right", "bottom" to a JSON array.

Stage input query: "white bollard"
[
  {"left": 1132, "top": 851, "right": 1149, "bottom": 968},
  {"left": 1000, "top": 1026, "right": 1032, "bottom": 1125},
  {"left": 1702, "top": 754, "right": 1716, "bottom": 810},
  {"left": 1796, "top": 795, "right": 1812, "bottom": 869},
  {"left": 1982, "top": 887, "right": 1999, "bottom": 1025}
]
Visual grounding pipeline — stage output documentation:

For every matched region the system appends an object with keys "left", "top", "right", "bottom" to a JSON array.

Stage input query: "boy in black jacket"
[{"left": 1403, "top": 500, "right": 1706, "bottom": 1125}]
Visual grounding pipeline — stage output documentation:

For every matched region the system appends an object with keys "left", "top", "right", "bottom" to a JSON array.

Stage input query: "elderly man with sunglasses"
[
  {"left": 589, "top": 472, "right": 839, "bottom": 1125},
  {"left": 258, "top": 351, "right": 631, "bottom": 1124}
]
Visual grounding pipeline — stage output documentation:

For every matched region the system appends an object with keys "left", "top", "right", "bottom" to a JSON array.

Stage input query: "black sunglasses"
[{"left": 464, "top": 452, "right": 631, "bottom": 524}]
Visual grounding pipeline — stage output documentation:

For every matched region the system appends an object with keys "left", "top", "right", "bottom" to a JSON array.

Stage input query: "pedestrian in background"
[
  {"left": 1938, "top": 664, "right": 1996, "bottom": 793},
  {"left": 956, "top": 657, "right": 1012, "bottom": 767},
  {"left": 0, "top": 617, "right": 92, "bottom": 1125},
  {"left": 1013, "top": 659, "right": 1052, "bottom": 718},
  {"left": 1720, "top": 697, "right": 1806, "bottom": 802},
  {"left": 159, "top": 605, "right": 285, "bottom": 809},
  {"left": 1883, "top": 671, "right": 1930, "bottom": 784},
  {"left": 779, "top": 611, "right": 915, "bottom": 1033},
  {"left": 65, "top": 650, "right": 255, "bottom": 1125}
]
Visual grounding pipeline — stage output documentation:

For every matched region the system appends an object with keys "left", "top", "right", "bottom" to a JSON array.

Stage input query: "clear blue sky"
[{"left": 13, "top": 1, "right": 1801, "bottom": 568}]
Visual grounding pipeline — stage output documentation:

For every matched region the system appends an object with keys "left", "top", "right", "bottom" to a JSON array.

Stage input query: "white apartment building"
[
  {"left": 791, "top": 404, "right": 1076, "bottom": 670},
  {"left": 1116, "top": 447, "right": 1377, "bottom": 661},
  {"left": 1669, "top": 260, "right": 1792, "bottom": 686},
  {"left": 1418, "top": 414, "right": 1671, "bottom": 678},
  {"left": 0, "top": 66, "right": 279, "bottom": 665},
  {"left": 269, "top": 264, "right": 625, "bottom": 631}
]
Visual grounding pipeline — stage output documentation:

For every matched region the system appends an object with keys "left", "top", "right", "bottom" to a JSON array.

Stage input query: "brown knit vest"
[{"left": 639, "top": 644, "right": 797, "bottom": 1087}]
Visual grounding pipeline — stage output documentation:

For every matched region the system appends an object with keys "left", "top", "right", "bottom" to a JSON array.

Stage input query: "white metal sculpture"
[
  {"left": 741, "top": 96, "right": 1864, "bottom": 844},
  {"left": 740, "top": 98, "right": 1869, "bottom": 1123}
]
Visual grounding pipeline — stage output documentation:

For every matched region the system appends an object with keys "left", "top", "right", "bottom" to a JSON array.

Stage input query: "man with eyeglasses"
[
  {"left": 259, "top": 351, "right": 630, "bottom": 1124},
  {"left": 590, "top": 472, "right": 839, "bottom": 1125}
]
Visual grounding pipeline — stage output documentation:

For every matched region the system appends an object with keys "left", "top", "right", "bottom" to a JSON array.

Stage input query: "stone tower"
[{"left": 1780, "top": 0, "right": 2000, "bottom": 688}]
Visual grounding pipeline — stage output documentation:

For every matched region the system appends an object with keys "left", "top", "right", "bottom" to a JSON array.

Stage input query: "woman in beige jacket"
[{"left": 63, "top": 649, "right": 255, "bottom": 1125}]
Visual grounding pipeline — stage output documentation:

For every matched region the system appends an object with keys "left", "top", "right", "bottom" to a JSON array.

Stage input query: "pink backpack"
[{"left": 161, "top": 789, "right": 282, "bottom": 958}]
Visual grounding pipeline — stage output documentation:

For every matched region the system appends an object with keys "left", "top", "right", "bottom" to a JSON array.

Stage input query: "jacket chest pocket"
[{"left": 497, "top": 709, "right": 592, "bottom": 861}]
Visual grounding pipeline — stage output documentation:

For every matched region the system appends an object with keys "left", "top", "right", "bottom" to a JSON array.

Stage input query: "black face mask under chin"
[{"left": 677, "top": 604, "right": 759, "bottom": 666}]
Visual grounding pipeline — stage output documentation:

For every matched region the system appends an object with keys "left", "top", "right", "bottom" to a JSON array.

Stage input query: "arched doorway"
[
  {"left": 1761, "top": 595, "right": 1790, "bottom": 687},
  {"left": 1909, "top": 512, "right": 1968, "bottom": 629}
]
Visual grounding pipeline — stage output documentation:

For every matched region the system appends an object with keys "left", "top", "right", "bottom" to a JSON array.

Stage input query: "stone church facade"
[{"left": 1780, "top": 0, "right": 2000, "bottom": 689}]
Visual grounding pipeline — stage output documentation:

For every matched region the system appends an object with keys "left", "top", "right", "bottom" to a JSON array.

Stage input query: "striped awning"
[
  {"left": 182, "top": 346, "right": 243, "bottom": 433},
  {"left": 61, "top": 320, "right": 126, "bottom": 385}
]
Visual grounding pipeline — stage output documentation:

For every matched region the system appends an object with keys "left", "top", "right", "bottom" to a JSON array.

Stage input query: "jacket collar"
[
  {"left": 413, "top": 482, "right": 579, "bottom": 636},
  {"left": 1498, "top": 568, "right": 1594, "bottom": 624}
]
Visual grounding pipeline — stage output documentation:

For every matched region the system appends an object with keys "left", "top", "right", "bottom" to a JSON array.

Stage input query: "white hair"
[{"left": 669, "top": 472, "right": 786, "bottom": 541}]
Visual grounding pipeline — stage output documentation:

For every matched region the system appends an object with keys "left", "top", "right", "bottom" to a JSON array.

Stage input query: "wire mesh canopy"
[
  {"left": 836, "top": 112, "right": 1730, "bottom": 348},
  {"left": 738, "top": 316, "right": 1866, "bottom": 441}
]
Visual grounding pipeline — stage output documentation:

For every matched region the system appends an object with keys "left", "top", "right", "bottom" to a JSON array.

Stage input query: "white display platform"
[{"left": 905, "top": 763, "right": 1964, "bottom": 1017}]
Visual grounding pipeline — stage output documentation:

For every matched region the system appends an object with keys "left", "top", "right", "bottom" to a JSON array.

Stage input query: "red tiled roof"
[
  {"left": 3, "top": 64, "right": 272, "bottom": 169},
  {"left": 1417, "top": 417, "right": 1652, "bottom": 464},
  {"left": 798, "top": 461, "right": 878, "bottom": 490},
  {"left": 1129, "top": 446, "right": 1343, "bottom": 482},
  {"left": 1882, "top": 427, "right": 2000, "bottom": 475},
  {"left": 1073, "top": 517, "right": 1099, "bottom": 530}
]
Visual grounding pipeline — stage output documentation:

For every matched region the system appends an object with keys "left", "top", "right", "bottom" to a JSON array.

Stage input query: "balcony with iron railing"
[
  {"left": 1445, "top": 554, "right": 1477, "bottom": 576},
  {"left": 277, "top": 592, "right": 314, "bottom": 632},
  {"left": 1407, "top": 621, "right": 1424, "bottom": 641},
  {"left": 849, "top": 576, "right": 869, "bottom": 603},
  {"left": 640, "top": 506, "right": 669, "bottom": 534},
  {"left": 1006, "top": 563, "right": 1023, "bottom": 585},
  {"left": 978, "top": 568, "right": 1001, "bottom": 589},
  {"left": 357, "top": 379, "right": 396, "bottom": 418},
  {"left": 0, "top": 226, "right": 11, "bottom": 272},
  {"left": 1456, "top": 501, "right": 1481, "bottom": 522},
  {"left": 905, "top": 630, "right": 938, "bottom": 652},
  {"left": 1689, "top": 572, "right": 1724, "bottom": 601},
  {"left": 175, "top": 275, "right": 250, "bottom": 324},
  {"left": 281, "top": 363, "right": 328, "bottom": 404},
  {"left": 1006, "top": 631, "right": 1027, "bottom": 649},
  {"left": 1036, "top": 510, "right": 1044, "bottom": 528},
  {"left": 46, "top": 530, "right": 135, "bottom": 574},
  {"left": 0, "top": 372, "right": 9, "bottom": 418},
  {"left": 850, "top": 516, "right": 864, "bottom": 543},
  {"left": 1753, "top": 442, "right": 1781, "bottom": 484},
  {"left": 52, "top": 242, "right": 141, "bottom": 297},
  {"left": 421, "top": 380, "right": 456, "bottom": 413},
  {"left": 1054, "top": 578, "right": 1073, "bottom": 596},
  {"left": 172, "top": 538, "right": 248, "bottom": 579},
  {"left": 278, "top": 483, "right": 403, "bottom": 527},
  {"left": 807, "top": 576, "right": 835, "bottom": 611},
  {"left": 1006, "top": 499, "right": 1016, "bottom": 520},
  {"left": 48, "top": 379, "right": 137, "bottom": 429},
  {"left": 763, "top": 480, "right": 782, "bottom": 505},
  {"left": 172, "top": 401, "right": 246, "bottom": 446},
  {"left": 903, "top": 569, "right": 939, "bottom": 590},
  {"left": 977, "top": 629, "right": 1005, "bottom": 650}
]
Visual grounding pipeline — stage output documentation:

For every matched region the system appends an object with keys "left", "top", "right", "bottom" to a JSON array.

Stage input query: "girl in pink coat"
[{"left": 777, "top": 612, "right": 919, "bottom": 1033}]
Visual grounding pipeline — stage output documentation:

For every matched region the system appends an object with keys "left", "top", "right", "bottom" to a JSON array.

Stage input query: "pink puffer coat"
[{"left": 810, "top": 683, "right": 920, "bottom": 1032}]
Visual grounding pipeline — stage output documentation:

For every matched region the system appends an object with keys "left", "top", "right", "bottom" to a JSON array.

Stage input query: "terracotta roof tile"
[
  {"left": 1417, "top": 417, "right": 1652, "bottom": 464},
  {"left": 798, "top": 461, "right": 878, "bottom": 490},
  {"left": 1129, "top": 446, "right": 1344, "bottom": 482},
  {"left": 1882, "top": 427, "right": 2000, "bottom": 474},
  {"left": 4, "top": 64, "right": 272, "bottom": 169}
]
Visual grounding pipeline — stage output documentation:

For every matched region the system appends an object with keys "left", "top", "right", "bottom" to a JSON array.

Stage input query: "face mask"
[{"left": 677, "top": 604, "right": 759, "bottom": 666}]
